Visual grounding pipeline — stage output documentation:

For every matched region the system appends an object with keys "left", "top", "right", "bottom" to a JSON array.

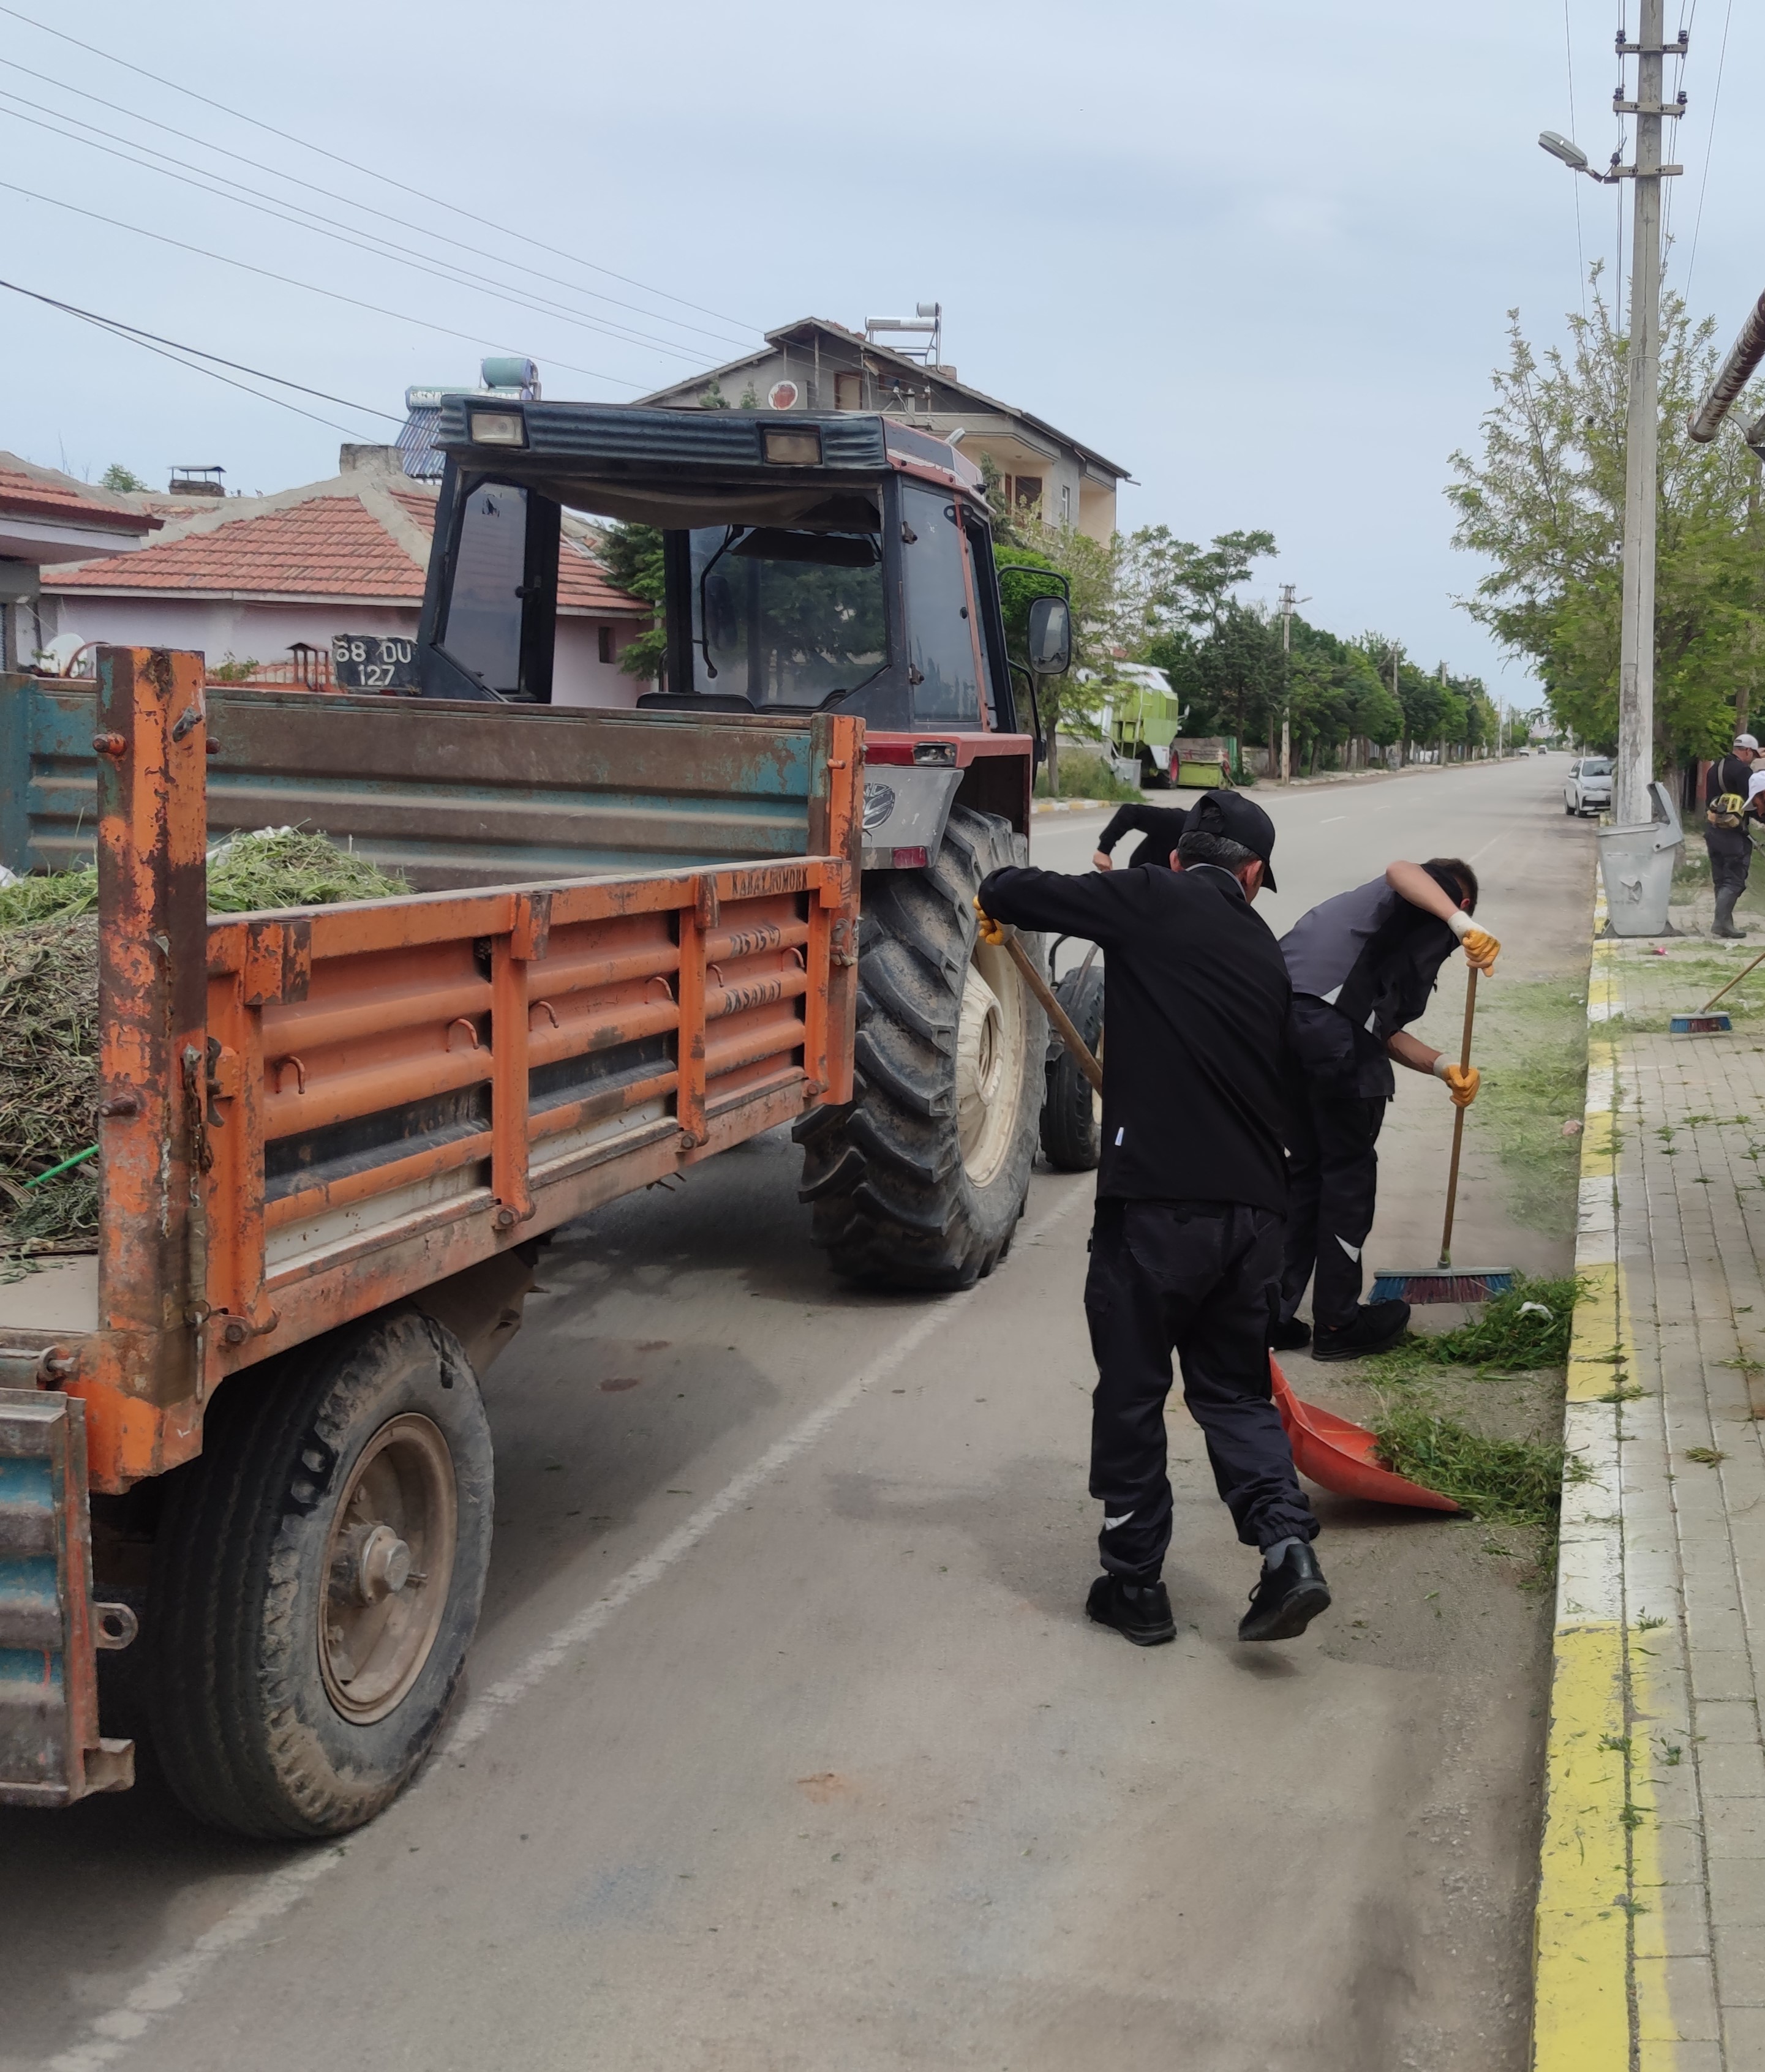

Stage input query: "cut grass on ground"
[
  {"left": 1363, "top": 1275, "right": 1579, "bottom": 1383},
  {"left": 1375, "top": 1405, "right": 1587, "bottom": 1530}
]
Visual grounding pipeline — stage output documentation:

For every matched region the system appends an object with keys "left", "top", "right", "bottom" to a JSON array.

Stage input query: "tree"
[
  {"left": 995, "top": 528, "right": 1118, "bottom": 795},
  {"left": 1448, "top": 268, "right": 1765, "bottom": 764},
  {"left": 596, "top": 524, "right": 667, "bottom": 682},
  {"left": 100, "top": 464, "right": 148, "bottom": 493}
]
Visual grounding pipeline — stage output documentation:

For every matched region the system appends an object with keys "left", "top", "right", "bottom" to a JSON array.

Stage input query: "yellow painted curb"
[{"left": 1532, "top": 884, "right": 1676, "bottom": 2067}]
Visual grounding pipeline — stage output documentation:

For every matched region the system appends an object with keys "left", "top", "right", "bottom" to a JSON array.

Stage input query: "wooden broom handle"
[
  {"left": 1437, "top": 964, "right": 1478, "bottom": 1269},
  {"left": 997, "top": 928, "right": 1104, "bottom": 1093}
]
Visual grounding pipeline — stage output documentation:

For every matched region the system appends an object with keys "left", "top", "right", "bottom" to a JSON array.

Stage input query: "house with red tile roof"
[
  {"left": 39, "top": 446, "right": 651, "bottom": 705},
  {"left": 0, "top": 454, "right": 161, "bottom": 670}
]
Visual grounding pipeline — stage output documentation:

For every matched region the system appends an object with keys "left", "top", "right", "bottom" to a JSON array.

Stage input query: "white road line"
[
  {"left": 44, "top": 1182, "right": 1089, "bottom": 2072},
  {"left": 1319, "top": 816, "right": 1345, "bottom": 824}
]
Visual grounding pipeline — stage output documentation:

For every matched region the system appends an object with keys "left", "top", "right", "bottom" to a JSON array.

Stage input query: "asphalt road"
[{"left": 1, "top": 756, "right": 1593, "bottom": 2072}]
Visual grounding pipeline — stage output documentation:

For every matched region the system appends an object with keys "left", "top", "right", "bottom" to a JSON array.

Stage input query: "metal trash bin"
[{"left": 1597, "top": 779, "right": 1684, "bottom": 937}]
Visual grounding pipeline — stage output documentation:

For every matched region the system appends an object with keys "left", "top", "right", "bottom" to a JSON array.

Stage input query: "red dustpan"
[{"left": 1270, "top": 1357, "right": 1461, "bottom": 1513}]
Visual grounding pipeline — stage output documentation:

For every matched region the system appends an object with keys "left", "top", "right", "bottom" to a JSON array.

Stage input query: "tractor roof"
[{"left": 434, "top": 399, "right": 984, "bottom": 530}]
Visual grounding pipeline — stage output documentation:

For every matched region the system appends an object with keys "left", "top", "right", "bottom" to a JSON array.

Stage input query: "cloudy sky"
[{"left": 3, "top": 0, "right": 1754, "bottom": 707}]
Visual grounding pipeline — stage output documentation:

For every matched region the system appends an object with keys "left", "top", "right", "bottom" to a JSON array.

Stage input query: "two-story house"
[{"left": 638, "top": 317, "right": 1129, "bottom": 542}]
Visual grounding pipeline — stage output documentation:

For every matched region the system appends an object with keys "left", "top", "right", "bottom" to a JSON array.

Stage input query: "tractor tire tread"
[{"left": 796, "top": 806, "right": 1043, "bottom": 1289}]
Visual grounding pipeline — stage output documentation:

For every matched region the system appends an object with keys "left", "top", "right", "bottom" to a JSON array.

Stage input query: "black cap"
[{"left": 1184, "top": 790, "right": 1278, "bottom": 892}]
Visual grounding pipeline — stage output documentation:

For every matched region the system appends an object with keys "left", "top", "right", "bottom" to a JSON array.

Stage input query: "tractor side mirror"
[{"left": 1026, "top": 594, "right": 1072, "bottom": 675}]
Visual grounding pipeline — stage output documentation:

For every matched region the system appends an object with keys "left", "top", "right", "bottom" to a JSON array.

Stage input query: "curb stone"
[{"left": 1531, "top": 875, "right": 1684, "bottom": 2068}]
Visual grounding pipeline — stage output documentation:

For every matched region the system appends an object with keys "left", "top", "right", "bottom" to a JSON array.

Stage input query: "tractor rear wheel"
[
  {"left": 148, "top": 1307, "right": 494, "bottom": 1837},
  {"left": 1039, "top": 959, "right": 1104, "bottom": 1172},
  {"left": 795, "top": 805, "right": 1044, "bottom": 1289}
]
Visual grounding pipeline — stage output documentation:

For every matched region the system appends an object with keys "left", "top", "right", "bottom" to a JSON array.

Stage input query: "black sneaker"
[
  {"left": 1239, "top": 1544, "right": 1332, "bottom": 1642},
  {"left": 1311, "top": 1299, "right": 1410, "bottom": 1362},
  {"left": 1270, "top": 1316, "right": 1311, "bottom": 1352},
  {"left": 1085, "top": 1573, "right": 1176, "bottom": 1646}
]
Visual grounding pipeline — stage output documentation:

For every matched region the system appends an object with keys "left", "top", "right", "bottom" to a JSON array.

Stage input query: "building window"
[
  {"left": 834, "top": 371, "right": 863, "bottom": 411},
  {"left": 1061, "top": 483, "right": 1072, "bottom": 522},
  {"left": 1009, "top": 475, "right": 1043, "bottom": 515},
  {"left": 598, "top": 624, "right": 615, "bottom": 665}
]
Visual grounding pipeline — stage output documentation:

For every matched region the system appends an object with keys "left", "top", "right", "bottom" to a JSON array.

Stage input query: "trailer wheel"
[
  {"left": 1039, "top": 961, "right": 1105, "bottom": 1172},
  {"left": 148, "top": 1307, "right": 493, "bottom": 1839},
  {"left": 795, "top": 805, "right": 1044, "bottom": 1289}
]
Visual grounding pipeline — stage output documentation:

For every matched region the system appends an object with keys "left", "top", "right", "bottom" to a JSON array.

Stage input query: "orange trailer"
[{"left": 0, "top": 646, "right": 860, "bottom": 1833}]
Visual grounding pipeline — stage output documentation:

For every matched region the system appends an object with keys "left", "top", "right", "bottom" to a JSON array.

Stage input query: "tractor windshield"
[{"left": 687, "top": 525, "right": 886, "bottom": 710}]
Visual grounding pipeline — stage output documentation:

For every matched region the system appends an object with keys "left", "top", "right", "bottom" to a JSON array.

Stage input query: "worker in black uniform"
[
  {"left": 975, "top": 791, "right": 1330, "bottom": 1650},
  {"left": 1090, "top": 800, "right": 1191, "bottom": 873},
  {"left": 1705, "top": 732, "right": 1759, "bottom": 940},
  {"left": 1272, "top": 861, "right": 1499, "bottom": 1361}
]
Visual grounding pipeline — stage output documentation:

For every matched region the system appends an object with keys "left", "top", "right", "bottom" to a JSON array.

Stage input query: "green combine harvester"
[{"left": 1101, "top": 667, "right": 1235, "bottom": 788}]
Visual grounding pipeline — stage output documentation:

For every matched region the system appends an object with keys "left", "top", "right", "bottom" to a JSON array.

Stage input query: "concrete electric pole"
[
  {"left": 1614, "top": 0, "right": 1678, "bottom": 825},
  {"left": 1278, "top": 583, "right": 1296, "bottom": 786},
  {"left": 1541, "top": 4, "right": 1684, "bottom": 824}
]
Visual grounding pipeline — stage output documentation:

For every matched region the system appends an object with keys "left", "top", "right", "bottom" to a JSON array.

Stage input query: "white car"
[{"left": 1564, "top": 756, "right": 1613, "bottom": 816}]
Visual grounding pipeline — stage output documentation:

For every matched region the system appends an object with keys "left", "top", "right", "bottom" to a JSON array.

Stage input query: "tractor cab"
[{"left": 413, "top": 401, "right": 1040, "bottom": 748}]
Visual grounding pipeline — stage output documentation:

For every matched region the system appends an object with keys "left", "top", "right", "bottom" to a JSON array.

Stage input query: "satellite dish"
[{"left": 768, "top": 380, "right": 801, "bottom": 411}]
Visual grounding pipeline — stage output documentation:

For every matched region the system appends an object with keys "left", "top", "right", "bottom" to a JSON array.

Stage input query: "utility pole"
[
  {"left": 1278, "top": 582, "right": 1296, "bottom": 785},
  {"left": 1391, "top": 644, "right": 1404, "bottom": 767},
  {"left": 1613, "top": 0, "right": 1680, "bottom": 824},
  {"left": 1439, "top": 660, "right": 1448, "bottom": 767}
]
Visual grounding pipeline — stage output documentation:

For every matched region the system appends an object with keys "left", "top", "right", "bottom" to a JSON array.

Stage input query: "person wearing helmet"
[{"left": 1707, "top": 733, "right": 1761, "bottom": 939}]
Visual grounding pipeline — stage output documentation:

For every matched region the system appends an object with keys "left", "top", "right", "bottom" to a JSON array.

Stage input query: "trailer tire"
[
  {"left": 1039, "top": 961, "right": 1105, "bottom": 1173},
  {"left": 794, "top": 805, "right": 1044, "bottom": 1290},
  {"left": 148, "top": 1307, "right": 494, "bottom": 1839}
]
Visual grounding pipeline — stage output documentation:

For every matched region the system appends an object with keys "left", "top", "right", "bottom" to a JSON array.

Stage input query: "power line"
[
  {"left": 1564, "top": 0, "right": 1587, "bottom": 311},
  {"left": 0, "top": 2, "right": 757, "bottom": 337},
  {"left": 1682, "top": 0, "right": 1733, "bottom": 306},
  {"left": 0, "top": 99, "right": 715, "bottom": 365},
  {"left": 0, "top": 52, "right": 753, "bottom": 353},
  {"left": 0, "top": 176, "right": 647, "bottom": 391},
  {"left": 0, "top": 277, "right": 405, "bottom": 422},
  {"left": 4, "top": 283, "right": 383, "bottom": 438}
]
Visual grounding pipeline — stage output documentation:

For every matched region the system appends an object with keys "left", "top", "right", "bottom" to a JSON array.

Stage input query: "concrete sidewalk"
[{"left": 1534, "top": 893, "right": 1765, "bottom": 2068}]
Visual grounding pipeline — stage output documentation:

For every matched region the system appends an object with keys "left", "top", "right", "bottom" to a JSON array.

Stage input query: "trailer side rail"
[{"left": 9, "top": 650, "right": 860, "bottom": 1495}]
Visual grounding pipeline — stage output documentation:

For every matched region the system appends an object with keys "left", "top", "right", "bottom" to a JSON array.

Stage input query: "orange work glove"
[
  {"left": 1460, "top": 929, "right": 1500, "bottom": 974},
  {"left": 1448, "top": 910, "right": 1500, "bottom": 974},
  {"left": 972, "top": 894, "right": 1005, "bottom": 946},
  {"left": 1434, "top": 1060, "right": 1480, "bottom": 1108}
]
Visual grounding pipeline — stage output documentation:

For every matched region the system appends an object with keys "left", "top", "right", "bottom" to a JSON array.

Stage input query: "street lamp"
[{"left": 1537, "top": 131, "right": 1593, "bottom": 174}]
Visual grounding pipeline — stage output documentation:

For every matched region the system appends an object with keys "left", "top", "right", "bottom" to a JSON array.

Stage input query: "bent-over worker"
[
  {"left": 975, "top": 791, "right": 1330, "bottom": 1650},
  {"left": 1273, "top": 860, "right": 1497, "bottom": 1362},
  {"left": 1090, "top": 800, "right": 1191, "bottom": 874}
]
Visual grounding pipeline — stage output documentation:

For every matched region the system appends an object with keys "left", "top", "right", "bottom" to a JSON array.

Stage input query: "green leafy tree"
[
  {"left": 596, "top": 523, "right": 667, "bottom": 681},
  {"left": 100, "top": 463, "right": 148, "bottom": 493},
  {"left": 1448, "top": 269, "right": 1765, "bottom": 762},
  {"left": 993, "top": 531, "right": 1112, "bottom": 794}
]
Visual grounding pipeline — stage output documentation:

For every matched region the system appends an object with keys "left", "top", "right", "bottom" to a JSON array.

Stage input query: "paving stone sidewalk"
[{"left": 1537, "top": 897, "right": 1765, "bottom": 2068}]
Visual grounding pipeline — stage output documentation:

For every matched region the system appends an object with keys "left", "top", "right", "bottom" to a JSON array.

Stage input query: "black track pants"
[
  {"left": 1083, "top": 1199, "right": 1317, "bottom": 1580},
  {"left": 1708, "top": 833, "right": 1751, "bottom": 929},
  {"left": 1280, "top": 1092, "right": 1387, "bottom": 1329}
]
